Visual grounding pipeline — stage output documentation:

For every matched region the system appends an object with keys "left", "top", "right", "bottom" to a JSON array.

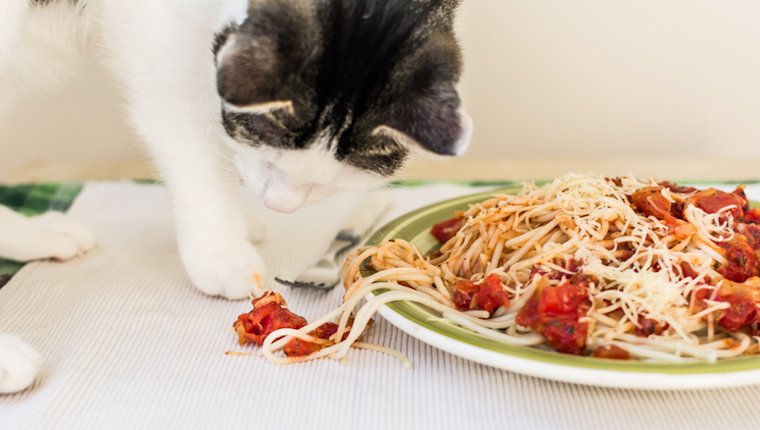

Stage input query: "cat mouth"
[{"left": 260, "top": 186, "right": 310, "bottom": 214}]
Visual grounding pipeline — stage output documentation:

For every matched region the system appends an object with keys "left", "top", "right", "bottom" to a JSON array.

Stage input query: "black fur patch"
[{"left": 217, "top": 0, "right": 465, "bottom": 175}]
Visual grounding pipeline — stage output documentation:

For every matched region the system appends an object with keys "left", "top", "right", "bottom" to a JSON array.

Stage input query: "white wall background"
[
  {"left": 3, "top": 1, "right": 760, "bottom": 180},
  {"left": 456, "top": 0, "right": 760, "bottom": 159}
]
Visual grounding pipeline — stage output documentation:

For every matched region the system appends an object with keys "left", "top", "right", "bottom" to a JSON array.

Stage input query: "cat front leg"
[
  {"left": 0, "top": 334, "right": 42, "bottom": 394},
  {"left": 99, "top": 0, "right": 267, "bottom": 299},
  {"left": 0, "top": 0, "right": 28, "bottom": 73},
  {"left": 0, "top": 0, "right": 29, "bottom": 118},
  {"left": 121, "top": 86, "right": 267, "bottom": 300},
  {"left": 169, "top": 170, "right": 268, "bottom": 300}
]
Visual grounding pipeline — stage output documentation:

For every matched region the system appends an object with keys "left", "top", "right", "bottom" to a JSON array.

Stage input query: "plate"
[{"left": 364, "top": 187, "right": 760, "bottom": 390}]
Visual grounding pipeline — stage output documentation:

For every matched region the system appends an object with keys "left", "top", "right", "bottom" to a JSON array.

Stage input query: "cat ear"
[
  {"left": 378, "top": 81, "right": 472, "bottom": 156},
  {"left": 373, "top": 105, "right": 471, "bottom": 156},
  {"left": 215, "top": 1, "right": 316, "bottom": 111}
]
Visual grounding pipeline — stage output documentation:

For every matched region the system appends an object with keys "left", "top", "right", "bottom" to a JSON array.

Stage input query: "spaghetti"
[{"left": 237, "top": 173, "right": 760, "bottom": 365}]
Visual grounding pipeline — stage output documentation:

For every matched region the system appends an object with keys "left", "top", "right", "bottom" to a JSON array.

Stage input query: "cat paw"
[
  {"left": 0, "top": 335, "right": 43, "bottom": 394},
  {"left": 0, "top": 208, "right": 96, "bottom": 262},
  {"left": 30, "top": 212, "right": 96, "bottom": 259},
  {"left": 179, "top": 238, "right": 267, "bottom": 300}
]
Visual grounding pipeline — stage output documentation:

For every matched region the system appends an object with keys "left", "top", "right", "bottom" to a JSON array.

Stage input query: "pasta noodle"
[{"left": 241, "top": 173, "right": 760, "bottom": 365}]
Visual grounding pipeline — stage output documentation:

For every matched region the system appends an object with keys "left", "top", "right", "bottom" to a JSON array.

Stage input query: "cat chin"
[{"left": 233, "top": 147, "right": 387, "bottom": 214}]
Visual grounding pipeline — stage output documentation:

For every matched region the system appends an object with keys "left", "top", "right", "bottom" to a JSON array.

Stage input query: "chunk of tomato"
[
  {"left": 715, "top": 294, "right": 760, "bottom": 332},
  {"left": 430, "top": 217, "right": 463, "bottom": 243},
  {"left": 590, "top": 345, "right": 631, "bottom": 360},
  {"left": 234, "top": 293, "right": 308, "bottom": 345},
  {"left": 452, "top": 273, "right": 509, "bottom": 314}
]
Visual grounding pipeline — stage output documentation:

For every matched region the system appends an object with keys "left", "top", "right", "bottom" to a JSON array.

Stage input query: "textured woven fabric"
[{"left": 1, "top": 181, "right": 760, "bottom": 430}]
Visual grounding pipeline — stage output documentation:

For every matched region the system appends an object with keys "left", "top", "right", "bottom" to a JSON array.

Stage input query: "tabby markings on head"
[{"left": 214, "top": 0, "right": 470, "bottom": 178}]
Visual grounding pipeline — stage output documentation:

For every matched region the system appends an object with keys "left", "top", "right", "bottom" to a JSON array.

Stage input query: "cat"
[{"left": 0, "top": 0, "right": 471, "bottom": 393}]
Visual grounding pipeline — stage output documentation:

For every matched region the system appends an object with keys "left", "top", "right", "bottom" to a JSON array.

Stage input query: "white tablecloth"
[{"left": 2, "top": 181, "right": 760, "bottom": 430}]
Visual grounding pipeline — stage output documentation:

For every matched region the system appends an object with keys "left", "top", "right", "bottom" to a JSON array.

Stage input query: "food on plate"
[{"left": 234, "top": 173, "right": 760, "bottom": 365}]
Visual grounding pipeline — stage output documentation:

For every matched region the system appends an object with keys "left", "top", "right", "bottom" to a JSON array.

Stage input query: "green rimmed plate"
[{"left": 364, "top": 187, "right": 760, "bottom": 390}]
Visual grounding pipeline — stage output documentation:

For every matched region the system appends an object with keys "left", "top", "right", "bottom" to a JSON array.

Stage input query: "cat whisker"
[
  {"left": 392, "top": 170, "right": 435, "bottom": 180},
  {"left": 210, "top": 163, "right": 241, "bottom": 175},
  {"left": 204, "top": 141, "right": 238, "bottom": 165},
  {"left": 221, "top": 179, "right": 245, "bottom": 187}
]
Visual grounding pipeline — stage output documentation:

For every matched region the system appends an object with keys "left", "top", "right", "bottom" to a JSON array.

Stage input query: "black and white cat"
[{"left": 0, "top": 0, "right": 471, "bottom": 393}]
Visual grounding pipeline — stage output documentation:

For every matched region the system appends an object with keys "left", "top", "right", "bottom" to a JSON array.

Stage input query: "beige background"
[{"left": 3, "top": 1, "right": 760, "bottom": 181}]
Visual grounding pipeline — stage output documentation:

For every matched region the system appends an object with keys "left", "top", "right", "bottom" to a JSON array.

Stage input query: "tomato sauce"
[
  {"left": 452, "top": 273, "right": 510, "bottom": 314},
  {"left": 631, "top": 186, "right": 694, "bottom": 238},
  {"left": 718, "top": 240, "right": 760, "bottom": 282},
  {"left": 635, "top": 316, "right": 668, "bottom": 337},
  {"left": 282, "top": 322, "right": 349, "bottom": 357},
  {"left": 687, "top": 188, "right": 745, "bottom": 221},
  {"left": 516, "top": 273, "right": 594, "bottom": 355},
  {"left": 590, "top": 344, "right": 631, "bottom": 360},
  {"left": 234, "top": 292, "right": 308, "bottom": 345},
  {"left": 715, "top": 293, "right": 760, "bottom": 332},
  {"left": 430, "top": 217, "right": 463, "bottom": 243}
]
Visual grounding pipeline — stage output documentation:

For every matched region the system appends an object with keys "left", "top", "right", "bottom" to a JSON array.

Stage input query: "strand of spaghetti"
[
  {"left": 484, "top": 224, "right": 501, "bottom": 253},
  {"left": 432, "top": 275, "right": 451, "bottom": 300},
  {"left": 687, "top": 301, "right": 730, "bottom": 320},
  {"left": 532, "top": 209, "right": 562, "bottom": 224},
  {"left": 683, "top": 206, "right": 730, "bottom": 253},
  {"left": 343, "top": 267, "right": 435, "bottom": 300},
  {"left": 505, "top": 276, "right": 539, "bottom": 313},
  {"left": 330, "top": 288, "right": 452, "bottom": 361},
  {"left": 613, "top": 333, "right": 750, "bottom": 360},
  {"left": 600, "top": 340, "right": 698, "bottom": 363},
  {"left": 337, "top": 279, "right": 429, "bottom": 342},
  {"left": 331, "top": 286, "right": 522, "bottom": 362},
  {"left": 502, "top": 222, "right": 549, "bottom": 249},
  {"left": 442, "top": 232, "right": 473, "bottom": 268},
  {"left": 413, "top": 284, "right": 450, "bottom": 305},
  {"left": 260, "top": 328, "right": 338, "bottom": 365},
  {"left": 588, "top": 311, "right": 622, "bottom": 328},
  {"left": 508, "top": 236, "right": 580, "bottom": 272},
  {"left": 503, "top": 218, "right": 560, "bottom": 269},
  {"left": 264, "top": 304, "right": 352, "bottom": 353},
  {"left": 264, "top": 284, "right": 414, "bottom": 358},
  {"left": 351, "top": 342, "right": 413, "bottom": 369},
  {"left": 440, "top": 312, "right": 544, "bottom": 345},
  {"left": 690, "top": 234, "right": 728, "bottom": 265},
  {"left": 461, "top": 236, "right": 484, "bottom": 275},
  {"left": 467, "top": 313, "right": 516, "bottom": 330},
  {"left": 486, "top": 235, "right": 505, "bottom": 274},
  {"left": 344, "top": 247, "right": 379, "bottom": 288}
]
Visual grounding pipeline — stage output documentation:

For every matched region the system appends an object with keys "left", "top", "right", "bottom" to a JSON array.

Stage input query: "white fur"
[
  {"left": 0, "top": 0, "right": 471, "bottom": 393},
  {"left": 453, "top": 107, "right": 474, "bottom": 156},
  {"left": 0, "top": 335, "right": 42, "bottom": 394},
  {"left": 0, "top": 207, "right": 96, "bottom": 262},
  {"left": 231, "top": 139, "right": 387, "bottom": 213}
]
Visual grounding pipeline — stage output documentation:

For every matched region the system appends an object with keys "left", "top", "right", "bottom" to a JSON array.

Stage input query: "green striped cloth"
[{"left": 0, "top": 183, "right": 84, "bottom": 288}]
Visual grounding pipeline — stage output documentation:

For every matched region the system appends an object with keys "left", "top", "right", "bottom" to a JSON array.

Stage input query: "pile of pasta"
[{"left": 235, "top": 173, "right": 760, "bottom": 364}]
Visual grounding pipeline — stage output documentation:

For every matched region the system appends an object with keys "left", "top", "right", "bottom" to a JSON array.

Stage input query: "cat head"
[{"left": 215, "top": 0, "right": 471, "bottom": 213}]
